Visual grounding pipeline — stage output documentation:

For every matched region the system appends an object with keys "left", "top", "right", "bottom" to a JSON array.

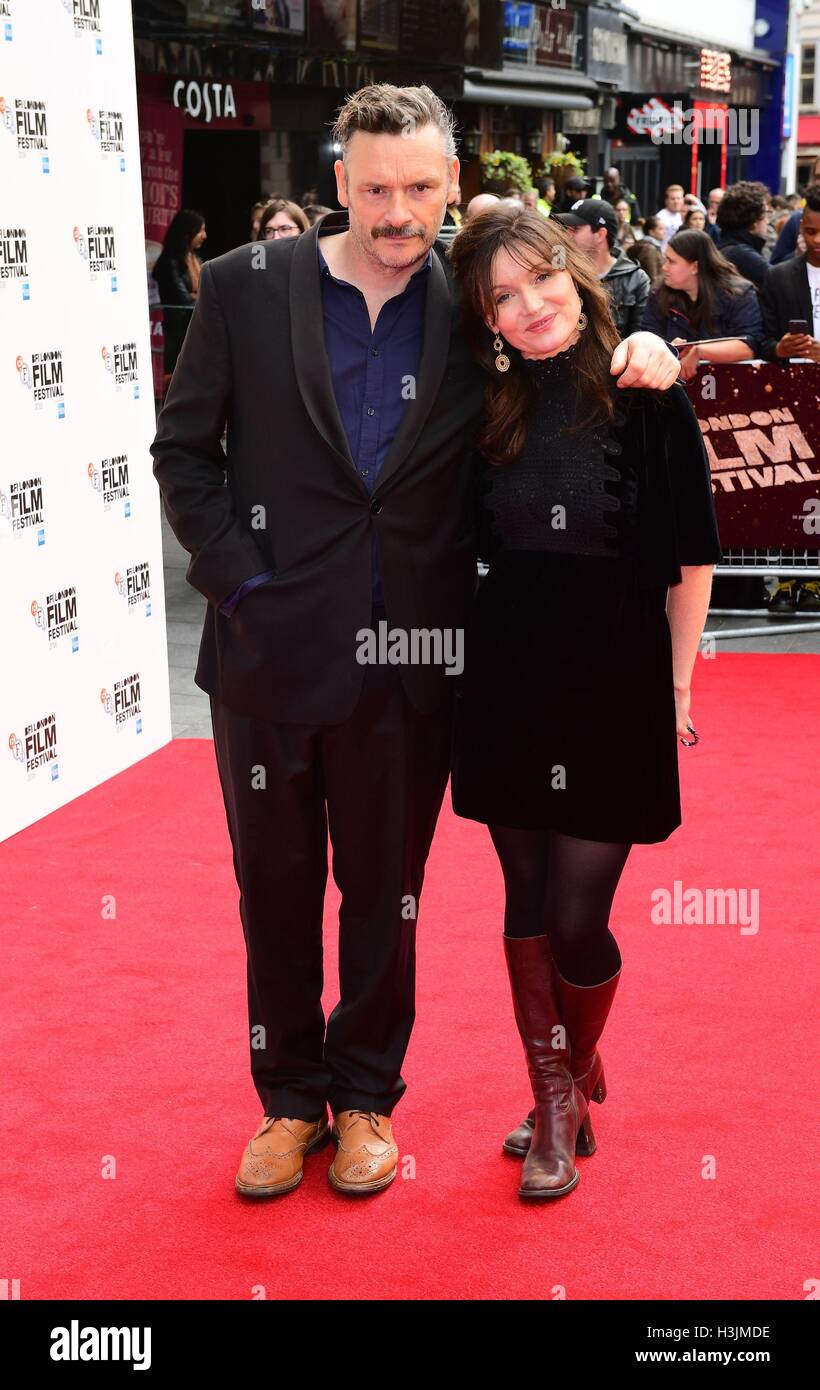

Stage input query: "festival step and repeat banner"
[
  {"left": 0, "top": 0, "right": 172, "bottom": 842},
  {"left": 686, "top": 362, "right": 820, "bottom": 549}
]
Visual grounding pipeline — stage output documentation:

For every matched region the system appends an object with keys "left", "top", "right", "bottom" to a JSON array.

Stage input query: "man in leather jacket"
[{"left": 553, "top": 198, "right": 650, "bottom": 338}]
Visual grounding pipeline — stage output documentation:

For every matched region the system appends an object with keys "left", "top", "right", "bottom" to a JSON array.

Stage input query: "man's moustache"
[{"left": 372, "top": 226, "right": 425, "bottom": 239}]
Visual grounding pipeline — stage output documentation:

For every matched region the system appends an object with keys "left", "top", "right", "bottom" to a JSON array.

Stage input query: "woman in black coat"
[{"left": 447, "top": 208, "right": 721, "bottom": 1202}]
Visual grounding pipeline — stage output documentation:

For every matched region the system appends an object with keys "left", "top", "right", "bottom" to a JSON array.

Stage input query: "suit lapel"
[
  {"left": 288, "top": 210, "right": 454, "bottom": 494},
  {"left": 373, "top": 248, "right": 453, "bottom": 491},
  {"left": 288, "top": 211, "right": 365, "bottom": 489}
]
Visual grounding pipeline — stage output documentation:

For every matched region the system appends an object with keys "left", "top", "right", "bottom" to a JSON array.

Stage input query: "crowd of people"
[{"left": 152, "top": 160, "right": 820, "bottom": 614}]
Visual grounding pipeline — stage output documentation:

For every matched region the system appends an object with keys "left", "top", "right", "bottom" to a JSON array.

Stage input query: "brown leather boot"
[
  {"left": 503, "top": 953, "right": 621, "bottom": 1160},
  {"left": 329, "top": 1111, "right": 399, "bottom": 1195},
  {"left": 235, "top": 1113, "right": 330, "bottom": 1197},
  {"left": 503, "top": 933, "right": 589, "bottom": 1199}
]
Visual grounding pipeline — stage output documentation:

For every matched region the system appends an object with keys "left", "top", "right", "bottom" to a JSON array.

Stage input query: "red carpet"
[{"left": 2, "top": 654, "right": 816, "bottom": 1301}]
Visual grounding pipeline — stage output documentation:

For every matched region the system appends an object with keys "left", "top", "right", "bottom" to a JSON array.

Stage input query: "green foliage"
[
  {"left": 480, "top": 149, "right": 533, "bottom": 194},
  {"left": 535, "top": 145, "right": 587, "bottom": 183}
]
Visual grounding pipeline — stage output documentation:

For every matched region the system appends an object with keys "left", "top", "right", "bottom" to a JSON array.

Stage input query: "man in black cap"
[
  {"left": 553, "top": 198, "right": 650, "bottom": 338},
  {"left": 557, "top": 175, "right": 589, "bottom": 212}
]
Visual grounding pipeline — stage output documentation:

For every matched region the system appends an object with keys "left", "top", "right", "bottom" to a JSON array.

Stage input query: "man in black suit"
[
  {"left": 759, "top": 185, "right": 820, "bottom": 363},
  {"left": 151, "top": 83, "right": 680, "bottom": 1199}
]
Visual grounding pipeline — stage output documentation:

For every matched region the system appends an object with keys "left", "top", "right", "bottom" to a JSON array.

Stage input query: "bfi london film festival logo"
[
  {"left": 16, "top": 347, "right": 66, "bottom": 419},
  {"left": 1, "top": 0, "right": 13, "bottom": 46},
  {"left": 114, "top": 561, "right": 151, "bottom": 616},
  {"left": 74, "top": 224, "right": 117, "bottom": 293},
  {"left": 8, "top": 712, "right": 59, "bottom": 781},
  {"left": 88, "top": 452, "right": 130, "bottom": 516},
  {"left": 30, "top": 586, "right": 80, "bottom": 654},
  {"left": 0, "top": 475, "right": 45, "bottom": 546},
  {"left": 101, "top": 341, "right": 139, "bottom": 398},
  {"left": 0, "top": 93, "right": 50, "bottom": 172},
  {"left": 86, "top": 105, "right": 125, "bottom": 171},
  {"left": 699, "top": 402, "right": 820, "bottom": 497},
  {"left": 100, "top": 672, "right": 142, "bottom": 735},
  {"left": 0, "top": 225, "right": 30, "bottom": 301},
  {"left": 60, "top": 0, "right": 103, "bottom": 55}
]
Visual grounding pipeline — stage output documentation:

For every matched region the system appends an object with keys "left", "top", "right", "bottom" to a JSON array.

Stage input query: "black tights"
[{"left": 488, "top": 824, "right": 629, "bottom": 986}]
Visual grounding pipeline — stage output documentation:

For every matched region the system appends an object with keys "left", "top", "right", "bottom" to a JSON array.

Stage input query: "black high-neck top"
[{"left": 480, "top": 341, "right": 638, "bottom": 561}]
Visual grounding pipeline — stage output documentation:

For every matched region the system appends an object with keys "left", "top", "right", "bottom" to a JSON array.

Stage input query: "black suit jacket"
[
  {"left": 151, "top": 211, "right": 486, "bottom": 723},
  {"left": 758, "top": 253, "right": 814, "bottom": 360}
]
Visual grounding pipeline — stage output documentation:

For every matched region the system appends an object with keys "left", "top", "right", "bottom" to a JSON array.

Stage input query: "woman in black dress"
[{"left": 447, "top": 207, "right": 721, "bottom": 1201}]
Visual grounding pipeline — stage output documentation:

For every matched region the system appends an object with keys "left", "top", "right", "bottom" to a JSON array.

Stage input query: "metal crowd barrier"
[{"left": 148, "top": 317, "right": 819, "bottom": 642}]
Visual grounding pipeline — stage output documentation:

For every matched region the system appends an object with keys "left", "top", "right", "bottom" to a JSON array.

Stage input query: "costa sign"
[{"left": 172, "top": 80, "right": 237, "bottom": 124}]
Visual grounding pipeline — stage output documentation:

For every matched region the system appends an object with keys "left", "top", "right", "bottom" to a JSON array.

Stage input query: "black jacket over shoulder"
[
  {"left": 151, "top": 211, "right": 486, "bottom": 723},
  {"left": 717, "top": 229, "right": 770, "bottom": 289},
  {"left": 475, "top": 379, "right": 722, "bottom": 588}
]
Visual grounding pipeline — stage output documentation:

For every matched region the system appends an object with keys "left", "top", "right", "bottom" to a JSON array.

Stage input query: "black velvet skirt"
[{"left": 450, "top": 550, "right": 683, "bottom": 844}]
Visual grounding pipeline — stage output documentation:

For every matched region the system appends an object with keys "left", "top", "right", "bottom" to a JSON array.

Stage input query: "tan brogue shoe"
[
  {"left": 235, "top": 1113, "right": 330, "bottom": 1198},
  {"left": 329, "top": 1110, "right": 399, "bottom": 1195}
]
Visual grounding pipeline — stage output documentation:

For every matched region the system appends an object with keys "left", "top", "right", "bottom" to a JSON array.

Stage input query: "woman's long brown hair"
[{"left": 447, "top": 206, "right": 621, "bottom": 464}]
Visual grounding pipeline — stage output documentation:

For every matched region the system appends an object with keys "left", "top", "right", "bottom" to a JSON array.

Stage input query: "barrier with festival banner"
[{"left": 685, "top": 362, "right": 820, "bottom": 551}]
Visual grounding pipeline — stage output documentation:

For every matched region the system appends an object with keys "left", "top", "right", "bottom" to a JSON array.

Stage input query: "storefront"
[
  {"left": 611, "top": 21, "right": 779, "bottom": 216},
  {"left": 454, "top": 0, "right": 628, "bottom": 201},
  {"left": 137, "top": 73, "right": 274, "bottom": 264},
  {"left": 134, "top": 0, "right": 469, "bottom": 258},
  {"left": 796, "top": 114, "right": 820, "bottom": 189}
]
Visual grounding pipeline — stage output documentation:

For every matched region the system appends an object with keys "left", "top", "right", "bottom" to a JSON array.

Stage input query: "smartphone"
[{"left": 788, "top": 319, "right": 810, "bottom": 335}]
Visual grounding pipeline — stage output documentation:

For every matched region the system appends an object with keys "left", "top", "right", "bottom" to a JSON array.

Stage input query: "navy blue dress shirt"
[{"left": 219, "top": 234, "right": 431, "bottom": 616}]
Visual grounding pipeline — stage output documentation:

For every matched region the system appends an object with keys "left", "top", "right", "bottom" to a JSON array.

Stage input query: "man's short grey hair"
[{"left": 331, "top": 83, "right": 457, "bottom": 160}]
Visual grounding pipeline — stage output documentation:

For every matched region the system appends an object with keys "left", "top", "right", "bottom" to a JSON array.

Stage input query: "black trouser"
[{"left": 208, "top": 635, "right": 453, "bottom": 1122}]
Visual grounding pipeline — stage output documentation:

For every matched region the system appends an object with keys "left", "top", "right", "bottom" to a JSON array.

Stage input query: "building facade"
[
  {"left": 795, "top": 0, "right": 820, "bottom": 187},
  {"left": 133, "top": 0, "right": 788, "bottom": 263}
]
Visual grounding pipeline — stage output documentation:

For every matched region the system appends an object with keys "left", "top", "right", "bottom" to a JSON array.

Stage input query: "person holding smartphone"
[{"left": 759, "top": 184, "right": 820, "bottom": 364}]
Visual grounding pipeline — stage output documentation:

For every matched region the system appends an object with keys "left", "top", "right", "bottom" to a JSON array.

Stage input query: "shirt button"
[{"left": 366, "top": 406, "right": 375, "bottom": 416}]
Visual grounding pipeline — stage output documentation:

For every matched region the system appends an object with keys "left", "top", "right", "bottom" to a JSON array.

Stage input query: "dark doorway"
[
  {"left": 613, "top": 150, "right": 662, "bottom": 222},
  {"left": 182, "top": 130, "right": 261, "bottom": 260}
]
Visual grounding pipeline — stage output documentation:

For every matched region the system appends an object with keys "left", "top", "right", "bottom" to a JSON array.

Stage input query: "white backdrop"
[{"left": 0, "top": 0, "right": 172, "bottom": 842}]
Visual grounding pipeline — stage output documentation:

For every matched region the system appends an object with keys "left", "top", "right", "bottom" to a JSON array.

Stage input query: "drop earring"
[
  {"left": 577, "top": 311, "right": 588, "bottom": 331},
  {"left": 493, "top": 332, "right": 510, "bottom": 373}
]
